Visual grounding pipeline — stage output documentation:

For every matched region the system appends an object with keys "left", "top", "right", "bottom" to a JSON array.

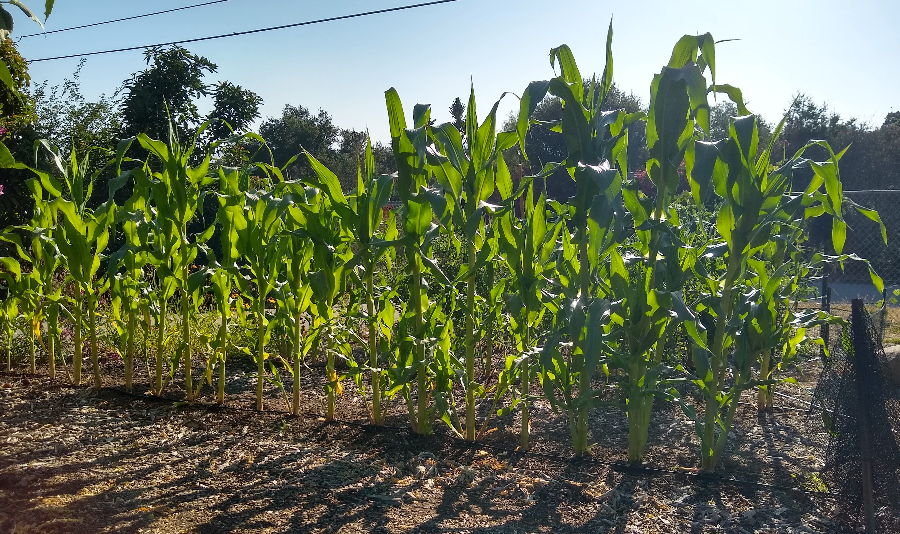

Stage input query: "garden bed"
[{"left": 0, "top": 355, "right": 864, "bottom": 534}]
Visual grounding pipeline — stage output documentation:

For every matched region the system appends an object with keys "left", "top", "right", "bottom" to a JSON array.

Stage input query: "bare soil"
[{"left": 0, "top": 355, "right": 866, "bottom": 534}]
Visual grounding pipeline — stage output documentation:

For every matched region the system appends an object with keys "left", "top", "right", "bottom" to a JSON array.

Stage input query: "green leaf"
[
  {"left": 855, "top": 206, "right": 887, "bottom": 245},
  {"left": 9, "top": 0, "right": 42, "bottom": 27},
  {"left": 44, "top": 0, "right": 54, "bottom": 19},
  {"left": 0, "top": 61, "right": 12, "bottom": 91}
]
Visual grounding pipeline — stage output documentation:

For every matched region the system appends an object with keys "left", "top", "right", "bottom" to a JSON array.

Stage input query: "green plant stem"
[
  {"left": 520, "top": 326, "right": 531, "bottom": 449},
  {"left": 758, "top": 349, "right": 771, "bottom": 410},
  {"left": 325, "top": 332, "right": 335, "bottom": 421},
  {"left": 182, "top": 246, "right": 193, "bottom": 402},
  {"left": 47, "top": 300, "right": 56, "bottom": 381},
  {"left": 218, "top": 308, "right": 228, "bottom": 405},
  {"left": 703, "top": 248, "right": 742, "bottom": 471},
  {"left": 414, "top": 253, "right": 430, "bottom": 434},
  {"left": 6, "top": 336, "right": 10, "bottom": 372},
  {"left": 574, "top": 237, "right": 592, "bottom": 456},
  {"left": 291, "top": 308, "right": 302, "bottom": 415},
  {"left": 366, "top": 268, "right": 381, "bottom": 425},
  {"left": 29, "top": 317, "right": 35, "bottom": 375},
  {"left": 256, "top": 299, "right": 266, "bottom": 411},
  {"left": 126, "top": 308, "right": 135, "bottom": 392},
  {"left": 155, "top": 298, "right": 167, "bottom": 395},
  {"left": 464, "top": 244, "right": 477, "bottom": 441},
  {"left": 73, "top": 289, "right": 83, "bottom": 385},
  {"left": 89, "top": 293, "right": 100, "bottom": 388}
]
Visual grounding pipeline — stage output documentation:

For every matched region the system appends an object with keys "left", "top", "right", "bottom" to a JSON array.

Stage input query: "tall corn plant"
[
  {"left": 138, "top": 125, "right": 216, "bottom": 401},
  {"left": 428, "top": 84, "right": 519, "bottom": 441},
  {"left": 385, "top": 89, "right": 449, "bottom": 434},
  {"left": 606, "top": 34, "right": 718, "bottom": 463},
  {"left": 682, "top": 110, "right": 885, "bottom": 470},
  {"left": 527, "top": 32, "right": 633, "bottom": 456},
  {"left": 306, "top": 137, "right": 396, "bottom": 425}
]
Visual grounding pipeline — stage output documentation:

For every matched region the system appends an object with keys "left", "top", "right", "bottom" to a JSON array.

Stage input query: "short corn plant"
[
  {"left": 1, "top": 179, "right": 63, "bottom": 378},
  {"left": 275, "top": 178, "right": 315, "bottom": 416},
  {"left": 0, "top": 257, "right": 21, "bottom": 371},
  {"left": 307, "top": 137, "right": 396, "bottom": 425},
  {"left": 682, "top": 108, "right": 885, "bottom": 470},
  {"left": 231, "top": 185, "right": 288, "bottom": 411},
  {"left": 497, "top": 186, "right": 562, "bottom": 448},
  {"left": 36, "top": 143, "right": 114, "bottom": 387}
]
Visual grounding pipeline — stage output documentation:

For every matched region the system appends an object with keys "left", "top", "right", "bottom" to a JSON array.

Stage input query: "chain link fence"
[{"left": 822, "top": 190, "right": 900, "bottom": 344}]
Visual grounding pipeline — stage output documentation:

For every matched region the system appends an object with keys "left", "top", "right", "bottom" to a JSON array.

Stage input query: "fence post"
[
  {"left": 821, "top": 274, "right": 831, "bottom": 362},
  {"left": 850, "top": 298, "right": 877, "bottom": 534},
  {"left": 880, "top": 288, "right": 888, "bottom": 341}
]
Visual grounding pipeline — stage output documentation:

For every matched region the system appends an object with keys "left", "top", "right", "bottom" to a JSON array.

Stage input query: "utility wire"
[
  {"left": 27, "top": 0, "right": 461, "bottom": 63},
  {"left": 17, "top": 0, "right": 232, "bottom": 40}
]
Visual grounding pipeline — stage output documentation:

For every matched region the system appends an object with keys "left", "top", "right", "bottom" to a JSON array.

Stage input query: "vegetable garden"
[{"left": 0, "top": 21, "right": 891, "bottom": 533}]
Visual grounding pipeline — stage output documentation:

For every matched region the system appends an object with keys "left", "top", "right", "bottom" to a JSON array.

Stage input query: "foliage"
[
  {"left": 121, "top": 46, "right": 218, "bottom": 141},
  {"left": 0, "top": 22, "right": 887, "bottom": 478}
]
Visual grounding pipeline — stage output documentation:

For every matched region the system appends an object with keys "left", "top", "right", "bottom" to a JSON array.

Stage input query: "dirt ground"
[{"left": 0, "top": 355, "right": 870, "bottom": 534}]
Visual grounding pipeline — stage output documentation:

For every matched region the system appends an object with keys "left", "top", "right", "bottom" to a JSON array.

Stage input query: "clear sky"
[{"left": 12, "top": 0, "right": 900, "bottom": 143}]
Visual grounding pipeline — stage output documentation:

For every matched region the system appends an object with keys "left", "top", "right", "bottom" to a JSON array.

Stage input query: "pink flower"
[{"left": 0, "top": 184, "right": 4, "bottom": 196}]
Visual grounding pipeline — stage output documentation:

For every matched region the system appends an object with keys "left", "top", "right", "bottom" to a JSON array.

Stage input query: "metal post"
[
  {"left": 880, "top": 288, "right": 888, "bottom": 342},
  {"left": 850, "top": 298, "right": 877, "bottom": 534}
]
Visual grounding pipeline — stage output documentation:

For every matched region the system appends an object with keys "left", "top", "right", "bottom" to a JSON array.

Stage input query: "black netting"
[{"left": 809, "top": 304, "right": 900, "bottom": 531}]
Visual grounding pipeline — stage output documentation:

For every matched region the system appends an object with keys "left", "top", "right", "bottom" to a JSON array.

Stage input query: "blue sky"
[{"left": 12, "top": 0, "right": 900, "bottom": 143}]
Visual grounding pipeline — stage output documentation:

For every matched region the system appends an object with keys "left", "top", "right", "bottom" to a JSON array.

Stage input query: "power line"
[
  {"left": 18, "top": 0, "right": 232, "bottom": 40},
  {"left": 27, "top": 0, "right": 462, "bottom": 63}
]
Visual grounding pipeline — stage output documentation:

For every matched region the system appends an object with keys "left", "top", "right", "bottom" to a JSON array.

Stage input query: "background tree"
[
  {"left": 121, "top": 46, "right": 217, "bottom": 141},
  {"left": 207, "top": 81, "right": 263, "bottom": 140},
  {"left": 0, "top": 37, "right": 37, "bottom": 232},
  {"left": 449, "top": 97, "right": 465, "bottom": 134},
  {"left": 258, "top": 105, "right": 395, "bottom": 190}
]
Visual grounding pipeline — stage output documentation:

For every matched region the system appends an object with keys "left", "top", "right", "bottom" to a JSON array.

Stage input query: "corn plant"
[
  {"left": 138, "top": 124, "right": 216, "bottom": 400},
  {"left": 385, "top": 89, "right": 450, "bottom": 434},
  {"left": 275, "top": 180, "right": 316, "bottom": 416},
  {"left": 0, "top": 256, "right": 20, "bottom": 371},
  {"left": 528, "top": 32, "right": 633, "bottom": 456},
  {"left": 602, "top": 34, "right": 720, "bottom": 463},
  {"left": 230, "top": 185, "right": 287, "bottom": 411},
  {"left": 0, "top": 285, "right": 17, "bottom": 371},
  {"left": 293, "top": 159, "right": 357, "bottom": 421},
  {"left": 428, "top": 83, "right": 519, "bottom": 440},
  {"left": 33, "top": 143, "right": 113, "bottom": 387},
  {"left": 108, "top": 147, "right": 153, "bottom": 392},
  {"left": 203, "top": 167, "right": 248, "bottom": 404},
  {"left": 497, "top": 185, "right": 562, "bottom": 447},
  {"left": 1, "top": 178, "right": 63, "bottom": 379},
  {"left": 682, "top": 106, "right": 885, "bottom": 469},
  {"left": 307, "top": 137, "right": 396, "bottom": 424}
]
